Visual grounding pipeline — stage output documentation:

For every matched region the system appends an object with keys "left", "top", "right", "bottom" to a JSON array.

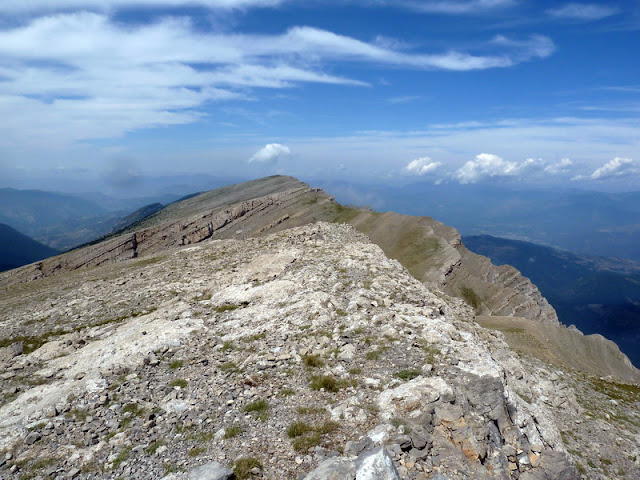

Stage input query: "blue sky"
[{"left": 0, "top": 0, "right": 639, "bottom": 190}]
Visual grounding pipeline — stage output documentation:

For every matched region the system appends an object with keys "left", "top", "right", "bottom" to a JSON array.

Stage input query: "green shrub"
[
  {"left": 287, "top": 419, "right": 340, "bottom": 452},
  {"left": 316, "top": 420, "right": 339, "bottom": 435},
  {"left": 291, "top": 432, "right": 322, "bottom": 452},
  {"left": 144, "top": 440, "right": 164, "bottom": 455},
  {"left": 219, "top": 362, "right": 239, "bottom": 373},
  {"left": 214, "top": 304, "right": 239, "bottom": 313},
  {"left": 112, "top": 447, "right": 132, "bottom": 469}
]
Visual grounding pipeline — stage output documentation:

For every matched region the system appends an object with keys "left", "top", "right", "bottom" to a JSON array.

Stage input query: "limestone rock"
[
  {"left": 0, "top": 181, "right": 638, "bottom": 480},
  {"left": 355, "top": 447, "right": 400, "bottom": 480},
  {"left": 302, "top": 456, "right": 356, "bottom": 480}
]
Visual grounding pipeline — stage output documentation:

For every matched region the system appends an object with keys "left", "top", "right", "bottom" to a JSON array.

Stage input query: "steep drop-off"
[{"left": 0, "top": 223, "right": 59, "bottom": 272}]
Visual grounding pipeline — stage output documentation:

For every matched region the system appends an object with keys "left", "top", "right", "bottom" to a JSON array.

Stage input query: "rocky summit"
[{"left": 1, "top": 178, "right": 639, "bottom": 480}]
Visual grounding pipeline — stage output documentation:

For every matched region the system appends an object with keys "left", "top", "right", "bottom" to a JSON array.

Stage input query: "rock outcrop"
[{"left": 1, "top": 222, "right": 639, "bottom": 479}]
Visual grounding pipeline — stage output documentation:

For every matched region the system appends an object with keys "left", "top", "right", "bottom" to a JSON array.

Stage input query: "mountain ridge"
[
  {"left": 1, "top": 176, "right": 639, "bottom": 479},
  {"left": 3, "top": 176, "right": 636, "bottom": 383}
]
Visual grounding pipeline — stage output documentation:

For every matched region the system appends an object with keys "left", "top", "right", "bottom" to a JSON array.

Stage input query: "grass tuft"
[
  {"left": 460, "top": 286, "right": 481, "bottom": 311},
  {"left": 169, "top": 360, "right": 183, "bottom": 369},
  {"left": 302, "top": 354, "right": 325, "bottom": 368},
  {"left": 233, "top": 457, "right": 263, "bottom": 480},
  {"left": 243, "top": 399, "right": 269, "bottom": 421},
  {"left": 309, "top": 375, "right": 348, "bottom": 392},
  {"left": 214, "top": 304, "right": 239, "bottom": 313},
  {"left": 394, "top": 369, "right": 420, "bottom": 381},
  {"left": 223, "top": 425, "right": 243, "bottom": 439},
  {"left": 169, "top": 378, "right": 188, "bottom": 388}
]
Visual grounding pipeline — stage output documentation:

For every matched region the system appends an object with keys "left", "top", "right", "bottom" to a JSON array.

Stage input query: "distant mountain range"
[
  {"left": 319, "top": 180, "right": 640, "bottom": 262},
  {"left": 464, "top": 234, "right": 640, "bottom": 367},
  {"left": 0, "top": 223, "right": 59, "bottom": 272},
  {"left": 0, "top": 188, "right": 179, "bottom": 251}
]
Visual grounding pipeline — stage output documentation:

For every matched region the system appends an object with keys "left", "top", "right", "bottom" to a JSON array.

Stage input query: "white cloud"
[
  {"left": 387, "top": 95, "right": 422, "bottom": 104},
  {"left": 279, "top": 26, "right": 550, "bottom": 71},
  {"left": 0, "top": 13, "right": 556, "bottom": 147},
  {"left": 547, "top": 3, "right": 620, "bottom": 20},
  {"left": 0, "top": 0, "right": 285, "bottom": 14},
  {"left": 398, "top": 0, "right": 515, "bottom": 14},
  {"left": 544, "top": 158, "right": 573, "bottom": 174},
  {"left": 491, "top": 34, "right": 556, "bottom": 61},
  {"left": 404, "top": 157, "right": 442, "bottom": 175},
  {"left": 454, "top": 153, "right": 539, "bottom": 183},
  {"left": 589, "top": 157, "right": 637, "bottom": 180},
  {"left": 248, "top": 143, "right": 291, "bottom": 163}
]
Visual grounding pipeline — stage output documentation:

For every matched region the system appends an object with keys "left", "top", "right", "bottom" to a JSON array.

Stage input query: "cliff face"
[{"left": 1, "top": 222, "right": 638, "bottom": 480}]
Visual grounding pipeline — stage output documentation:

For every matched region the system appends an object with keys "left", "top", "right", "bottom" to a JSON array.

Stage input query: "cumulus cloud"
[
  {"left": 547, "top": 3, "right": 620, "bottom": 20},
  {"left": 404, "top": 157, "right": 442, "bottom": 176},
  {"left": 454, "top": 153, "right": 541, "bottom": 183},
  {"left": 588, "top": 157, "right": 637, "bottom": 180},
  {"left": 248, "top": 143, "right": 291, "bottom": 164},
  {"left": 544, "top": 158, "right": 573, "bottom": 174}
]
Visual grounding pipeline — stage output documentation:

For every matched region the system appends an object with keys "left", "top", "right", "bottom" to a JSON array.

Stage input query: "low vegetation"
[
  {"left": 287, "top": 419, "right": 340, "bottom": 452},
  {"left": 309, "top": 375, "right": 351, "bottom": 392},
  {"left": 394, "top": 369, "right": 421, "bottom": 381},
  {"left": 243, "top": 399, "right": 269, "bottom": 421},
  {"left": 302, "top": 354, "right": 324, "bottom": 368},
  {"left": 223, "top": 425, "right": 243, "bottom": 439},
  {"left": 233, "top": 457, "right": 263, "bottom": 480},
  {"left": 460, "top": 286, "right": 481, "bottom": 311}
]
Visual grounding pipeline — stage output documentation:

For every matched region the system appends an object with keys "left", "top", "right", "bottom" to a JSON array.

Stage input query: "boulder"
[
  {"left": 355, "top": 447, "right": 400, "bottom": 480},
  {"left": 302, "top": 456, "right": 356, "bottom": 480}
]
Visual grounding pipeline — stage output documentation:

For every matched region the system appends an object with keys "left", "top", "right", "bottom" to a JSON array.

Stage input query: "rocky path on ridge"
[{"left": 0, "top": 222, "right": 639, "bottom": 480}]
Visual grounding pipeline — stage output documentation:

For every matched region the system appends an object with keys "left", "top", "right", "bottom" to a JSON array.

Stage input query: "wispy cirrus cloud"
[
  {"left": 0, "top": 0, "right": 286, "bottom": 14},
  {"left": 387, "top": 95, "right": 422, "bottom": 104},
  {"left": 395, "top": 0, "right": 515, "bottom": 14},
  {"left": 0, "top": 13, "right": 555, "bottom": 146},
  {"left": 0, "top": 0, "right": 519, "bottom": 16},
  {"left": 547, "top": 3, "right": 620, "bottom": 21}
]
